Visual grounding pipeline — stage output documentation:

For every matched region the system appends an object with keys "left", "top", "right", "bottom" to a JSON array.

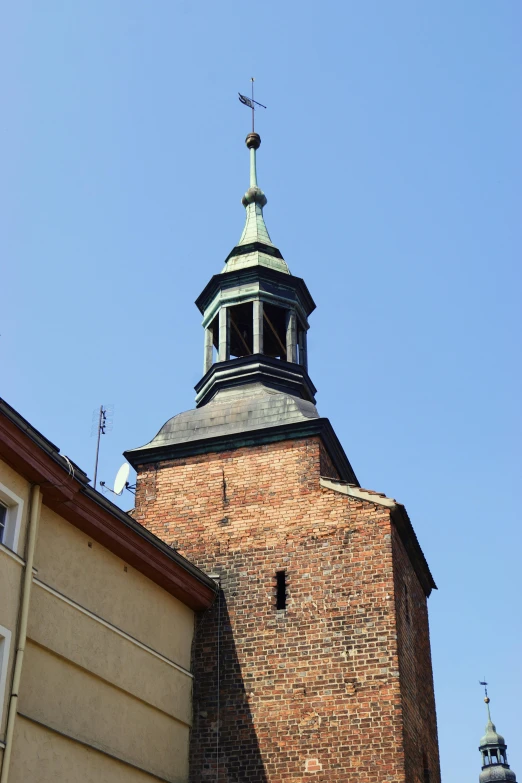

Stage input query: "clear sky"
[{"left": 1, "top": 2, "right": 521, "bottom": 779}]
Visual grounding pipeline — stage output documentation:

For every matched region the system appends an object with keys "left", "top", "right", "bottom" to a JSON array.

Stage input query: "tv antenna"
[
  {"left": 100, "top": 462, "right": 136, "bottom": 496},
  {"left": 91, "top": 405, "right": 113, "bottom": 490}
]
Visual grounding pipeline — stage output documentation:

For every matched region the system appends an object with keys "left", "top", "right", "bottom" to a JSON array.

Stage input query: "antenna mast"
[{"left": 92, "top": 404, "right": 112, "bottom": 489}]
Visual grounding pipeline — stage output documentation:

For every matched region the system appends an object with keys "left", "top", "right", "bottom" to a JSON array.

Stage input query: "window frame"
[
  {"left": 0, "top": 502, "right": 6, "bottom": 543},
  {"left": 0, "top": 624, "right": 12, "bottom": 726},
  {"left": 0, "top": 482, "right": 24, "bottom": 554}
]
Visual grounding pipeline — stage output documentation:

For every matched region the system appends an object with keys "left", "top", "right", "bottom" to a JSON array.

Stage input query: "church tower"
[
  {"left": 126, "top": 129, "right": 441, "bottom": 783},
  {"left": 478, "top": 694, "right": 517, "bottom": 782}
]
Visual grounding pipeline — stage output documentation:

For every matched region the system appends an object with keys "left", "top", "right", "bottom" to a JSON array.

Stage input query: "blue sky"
[{"left": 1, "top": 2, "right": 521, "bottom": 779}]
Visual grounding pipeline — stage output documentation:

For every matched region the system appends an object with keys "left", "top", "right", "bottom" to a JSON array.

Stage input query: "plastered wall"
[
  {"left": 10, "top": 717, "right": 163, "bottom": 783},
  {"left": 1, "top": 456, "right": 197, "bottom": 783},
  {"left": 19, "top": 643, "right": 189, "bottom": 782},
  {"left": 34, "top": 505, "right": 194, "bottom": 668}
]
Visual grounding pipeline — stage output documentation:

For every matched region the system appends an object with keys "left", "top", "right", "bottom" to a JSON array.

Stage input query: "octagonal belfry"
[{"left": 196, "top": 131, "right": 316, "bottom": 407}]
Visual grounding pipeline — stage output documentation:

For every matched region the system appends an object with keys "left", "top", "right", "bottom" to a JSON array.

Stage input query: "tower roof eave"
[
  {"left": 124, "top": 408, "right": 358, "bottom": 487},
  {"left": 195, "top": 266, "right": 316, "bottom": 317},
  {"left": 223, "top": 247, "right": 290, "bottom": 275}
]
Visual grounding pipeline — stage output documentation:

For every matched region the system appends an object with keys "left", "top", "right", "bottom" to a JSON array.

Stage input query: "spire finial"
[
  {"left": 225, "top": 85, "right": 290, "bottom": 274},
  {"left": 480, "top": 680, "right": 493, "bottom": 722},
  {"left": 238, "top": 78, "right": 266, "bottom": 136},
  {"left": 251, "top": 77, "right": 255, "bottom": 133}
]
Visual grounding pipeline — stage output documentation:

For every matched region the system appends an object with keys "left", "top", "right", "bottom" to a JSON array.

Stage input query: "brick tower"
[{"left": 126, "top": 128, "right": 441, "bottom": 783}]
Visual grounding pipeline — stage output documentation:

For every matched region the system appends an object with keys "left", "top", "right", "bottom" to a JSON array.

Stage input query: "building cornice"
[
  {"left": 0, "top": 399, "right": 217, "bottom": 611},
  {"left": 125, "top": 417, "right": 359, "bottom": 486}
]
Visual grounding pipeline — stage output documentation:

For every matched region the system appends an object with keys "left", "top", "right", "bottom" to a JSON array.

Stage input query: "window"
[
  {"left": 0, "top": 482, "right": 24, "bottom": 554},
  {"left": 423, "top": 753, "right": 430, "bottom": 783},
  {"left": 0, "top": 625, "right": 12, "bottom": 725},
  {"left": 263, "top": 303, "right": 288, "bottom": 360},
  {"left": 276, "top": 571, "right": 287, "bottom": 610},
  {"left": 229, "top": 302, "right": 254, "bottom": 358},
  {"left": 0, "top": 502, "right": 6, "bottom": 544}
]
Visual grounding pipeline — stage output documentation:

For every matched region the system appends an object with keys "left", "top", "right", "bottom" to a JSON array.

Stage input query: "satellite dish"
[{"left": 113, "top": 463, "right": 130, "bottom": 495}]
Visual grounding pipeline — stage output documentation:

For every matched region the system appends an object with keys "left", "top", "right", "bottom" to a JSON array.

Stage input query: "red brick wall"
[
  {"left": 392, "top": 527, "right": 440, "bottom": 783},
  {"left": 318, "top": 440, "right": 340, "bottom": 480},
  {"left": 133, "top": 435, "right": 439, "bottom": 783}
]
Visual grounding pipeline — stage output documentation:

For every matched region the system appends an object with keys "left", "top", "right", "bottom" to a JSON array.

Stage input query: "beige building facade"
[{"left": 0, "top": 399, "right": 216, "bottom": 783}]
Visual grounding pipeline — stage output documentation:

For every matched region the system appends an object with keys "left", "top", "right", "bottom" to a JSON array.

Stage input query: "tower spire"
[
  {"left": 229, "top": 85, "right": 289, "bottom": 274},
  {"left": 237, "top": 131, "right": 274, "bottom": 249}
]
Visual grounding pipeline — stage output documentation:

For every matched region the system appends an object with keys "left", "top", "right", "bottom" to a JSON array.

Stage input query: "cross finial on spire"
[{"left": 238, "top": 78, "right": 266, "bottom": 134}]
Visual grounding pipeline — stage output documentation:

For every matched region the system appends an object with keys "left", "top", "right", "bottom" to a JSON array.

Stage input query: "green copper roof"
[
  {"left": 480, "top": 719, "right": 506, "bottom": 748},
  {"left": 480, "top": 701, "right": 506, "bottom": 749},
  {"left": 223, "top": 135, "right": 290, "bottom": 275},
  {"left": 238, "top": 199, "right": 273, "bottom": 247}
]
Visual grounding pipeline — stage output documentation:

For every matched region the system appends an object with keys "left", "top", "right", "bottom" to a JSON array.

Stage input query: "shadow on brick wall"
[{"left": 190, "top": 588, "right": 268, "bottom": 783}]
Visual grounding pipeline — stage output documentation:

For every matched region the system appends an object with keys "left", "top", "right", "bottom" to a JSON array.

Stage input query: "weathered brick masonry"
[
  {"left": 133, "top": 435, "right": 440, "bottom": 783},
  {"left": 392, "top": 527, "right": 439, "bottom": 783}
]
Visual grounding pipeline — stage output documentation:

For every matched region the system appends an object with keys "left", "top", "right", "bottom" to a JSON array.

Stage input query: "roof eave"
[
  {"left": 125, "top": 417, "right": 359, "bottom": 487},
  {"left": 319, "top": 478, "right": 436, "bottom": 597},
  {"left": 0, "top": 399, "right": 217, "bottom": 610},
  {"left": 195, "top": 266, "right": 316, "bottom": 316},
  {"left": 391, "top": 504, "right": 437, "bottom": 596}
]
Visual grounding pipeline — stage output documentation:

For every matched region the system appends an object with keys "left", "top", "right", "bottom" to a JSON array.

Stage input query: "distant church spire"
[{"left": 478, "top": 690, "right": 517, "bottom": 782}]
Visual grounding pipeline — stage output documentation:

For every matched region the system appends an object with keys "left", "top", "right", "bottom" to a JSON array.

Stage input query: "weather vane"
[
  {"left": 238, "top": 77, "right": 266, "bottom": 133},
  {"left": 480, "top": 679, "right": 489, "bottom": 701}
]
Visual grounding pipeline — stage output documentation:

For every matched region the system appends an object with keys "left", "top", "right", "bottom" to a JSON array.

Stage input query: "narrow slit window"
[
  {"left": 276, "top": 570, "right": 287, "bottom": 610},
  {"left": 404, "top": 583, "right": 411, "bottom": 624},
  {"left": 423, "top": 753, "right": 430, "bottom": 783}
]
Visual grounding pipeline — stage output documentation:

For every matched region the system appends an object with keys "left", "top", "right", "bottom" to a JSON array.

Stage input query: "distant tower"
[
  {"left": 479, "top": 694, "right": 517, "bottom": 782},
  {"left": 126, "top": 128, "right": 441, "bottom": 782}
]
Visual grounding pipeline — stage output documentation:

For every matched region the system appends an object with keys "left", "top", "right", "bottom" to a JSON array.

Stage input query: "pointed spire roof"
[{"left": 223, "top": 133, "right": 290, "bottom": 275}]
